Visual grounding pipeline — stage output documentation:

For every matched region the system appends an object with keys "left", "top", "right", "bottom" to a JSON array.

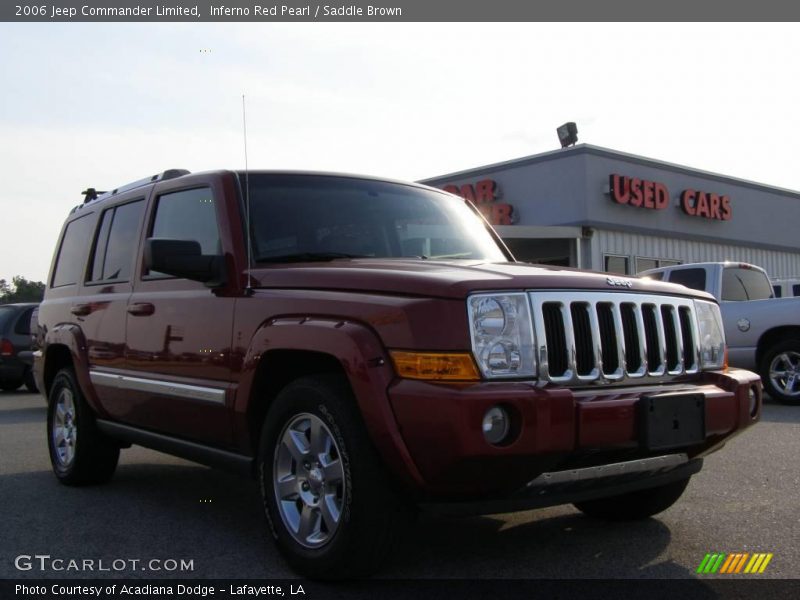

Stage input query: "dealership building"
[{"left": 421, "top": 144, "right": 800, "bottom": 279}]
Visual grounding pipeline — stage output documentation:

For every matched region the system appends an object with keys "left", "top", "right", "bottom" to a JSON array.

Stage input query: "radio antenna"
[{"left": 242, "top": 93, "right": 253, "bottom": 294}]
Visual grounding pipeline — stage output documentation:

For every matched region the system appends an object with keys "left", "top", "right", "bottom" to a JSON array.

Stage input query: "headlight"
[
  {"left": 694, "top": 300, "right": 726, "bottom": 370},
  {"left": 468, "top": 293, "right": 536, "bottom": 378}
]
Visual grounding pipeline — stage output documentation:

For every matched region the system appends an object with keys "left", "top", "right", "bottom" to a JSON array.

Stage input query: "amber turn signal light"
[{"left": 389, "top": 351, "right": 481, "bottom": 381}]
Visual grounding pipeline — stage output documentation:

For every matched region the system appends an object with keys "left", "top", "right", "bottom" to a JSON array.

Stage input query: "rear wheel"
[
  {"left": 258, "top": 374, "right": 410, "bottom": 579},
  {"left": 47, "top": 368, "right": 120, "bottom": 485},
  {"left": 573, "top": 477, "right": 691, "bottom": 521},
  {"left": 760, "top": 339, "right": 800, "bottom": 405}
]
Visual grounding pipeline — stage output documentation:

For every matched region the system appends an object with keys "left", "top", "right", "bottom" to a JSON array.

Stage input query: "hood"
[{"left": 249, "top": 259, "right": 716, "bottom": 301}]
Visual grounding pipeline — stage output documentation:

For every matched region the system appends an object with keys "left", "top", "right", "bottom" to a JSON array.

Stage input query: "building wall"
[
  {"left": 593, "top": 228, "right": 800, "bottom": 278},
  {"left": 422, "top": 145, "right": 800, "bottom": 279},
  {"left": 583, "top": 151, "right": 800, "bottom": 252}
]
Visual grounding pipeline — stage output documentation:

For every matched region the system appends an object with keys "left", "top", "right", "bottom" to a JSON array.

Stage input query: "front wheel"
[
  {"left": 47, "top": 368, "right": 120, "bottom": 485},
  {"left": 760, "top": 339, "right": 800, "bottom": 405},
  {"left": 573, "top": 477, "right": 691, "bottom": 521},
  {"left": 258, "top": 374, "right": 410, "bottom": 579}
]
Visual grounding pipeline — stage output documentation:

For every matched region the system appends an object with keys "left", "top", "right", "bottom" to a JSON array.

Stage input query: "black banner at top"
[{"left": 2, "top": 0, "right": 800, "bottom": 22}]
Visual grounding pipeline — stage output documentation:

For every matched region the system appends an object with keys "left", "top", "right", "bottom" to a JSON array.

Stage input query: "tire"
[
  {"left": 759, "top": 339, "right": 800, "bottom": 406},
  {"left": 258, "top": 374, "right": 410, "bottom": 579},
  {"left": 1, "top": 379, "right": 22, "bottom": 392},
  {"left": 573, "top": 477, "right": 691, "bottom": 521},
  {"left": 24, "top": 368, "right": 38, "bottom": 393},
  {"left": 47, "top": 368, "right": 120, "bottom": 485}
]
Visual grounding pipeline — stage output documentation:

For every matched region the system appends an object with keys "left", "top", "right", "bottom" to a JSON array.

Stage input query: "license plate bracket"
[{"left": 639, "top": 393, "right": 705, "bottom": 451}]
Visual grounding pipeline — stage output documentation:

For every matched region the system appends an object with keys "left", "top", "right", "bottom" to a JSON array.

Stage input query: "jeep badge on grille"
[{"left": 606, "top": 276, "right": 633, "bottom": 288}]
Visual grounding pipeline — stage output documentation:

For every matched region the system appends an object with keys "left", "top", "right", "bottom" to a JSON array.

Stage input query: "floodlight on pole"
[{"left": 557, "top": 122, "right": 579, "bottom": 148}]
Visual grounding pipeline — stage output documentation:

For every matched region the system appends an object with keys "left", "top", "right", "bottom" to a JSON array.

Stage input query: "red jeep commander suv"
[{"left": 34, "top": 169, "right": 761, "bottom": 578}]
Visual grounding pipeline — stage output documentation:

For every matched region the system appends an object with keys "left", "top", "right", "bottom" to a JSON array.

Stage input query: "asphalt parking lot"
[{"left": 1, "top": 390, "right": 798, "bottom": 580}]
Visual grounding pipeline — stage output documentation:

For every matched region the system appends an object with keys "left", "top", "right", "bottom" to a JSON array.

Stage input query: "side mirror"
[{"left": 144, "top": 238, "right": 226, "bottom": 288}]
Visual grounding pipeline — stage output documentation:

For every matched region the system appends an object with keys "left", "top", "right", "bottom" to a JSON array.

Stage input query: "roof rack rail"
[{"left": 82, "top": 169, "right": 190, "bottom": 204}]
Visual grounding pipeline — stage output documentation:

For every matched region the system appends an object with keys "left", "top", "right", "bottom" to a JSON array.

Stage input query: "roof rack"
[{"left": 81, "top": 169, "right": 190, "bottom": 204}]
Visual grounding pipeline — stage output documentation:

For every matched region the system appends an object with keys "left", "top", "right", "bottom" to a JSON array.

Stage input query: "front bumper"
[
  {"left": 387, "top": 368, "right": 761, "bottom": 498},
  {"left": 421, "top": 454, "right": 703, "bottom": 516}
]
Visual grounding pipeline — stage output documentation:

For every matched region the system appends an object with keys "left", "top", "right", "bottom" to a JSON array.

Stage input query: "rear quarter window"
[
  {"left": 0, "top": 306, "right": 15, "bottom": 333},
  {"left": 52, "top": 215, "right": 94, "bottom": 287},
  {"left": 722, "top": 267, "right": 773, "bottom": 301},
  {"left": 13, "top": 308, "right": 34, "bottom": 336}
]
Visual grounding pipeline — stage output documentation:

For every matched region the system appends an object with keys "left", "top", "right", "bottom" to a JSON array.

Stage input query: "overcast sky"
[{"left": 1, "top": 22, "right": 799, "bottom": 282}]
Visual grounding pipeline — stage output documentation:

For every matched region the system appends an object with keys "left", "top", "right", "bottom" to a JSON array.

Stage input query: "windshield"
[{"left": 241, "top": 174, "right": 508, "bottom": 263}]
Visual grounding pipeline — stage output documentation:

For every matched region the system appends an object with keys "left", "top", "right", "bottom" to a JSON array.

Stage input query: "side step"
[{"left": 96, "top": 420, "right": 253, "bottom": 476}]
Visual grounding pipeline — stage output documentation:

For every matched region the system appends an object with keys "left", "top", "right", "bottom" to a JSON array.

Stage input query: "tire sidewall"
[
  {"left": 47, "top": 369, "right": 85, "bottom": 479},
  {"left": 760, "top": 339, "right": 800, "bottom": 405},
  {"left": 258, "top": 379, "right": 356, "bottom": 572}
]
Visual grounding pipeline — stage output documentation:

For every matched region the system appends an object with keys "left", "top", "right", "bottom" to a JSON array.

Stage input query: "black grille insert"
[
  {"left": 543, "top": 303, "right": 568, "bottom": 377},
  {"left": 679, "top": 307, "right": 696, "bottom": 370},
  {"left": 642, "top": 304, "right": 661, "bottom": 372},
  {"left": 620, "top": 303, "right": 642, "bottom": 373},
  {"left": 570, "top": 303, "right": 594, "bottom": 376},
  {"left": 661, "top": 305, "right": 680, "bottom": 371},
  {"left": 596, "top": 302, "right": 619, "bottom": 374}
]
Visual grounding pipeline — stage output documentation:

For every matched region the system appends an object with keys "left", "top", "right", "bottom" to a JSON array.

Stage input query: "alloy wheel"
[{"left": 273, "top": 413, "right": 345, "bottom": 548}]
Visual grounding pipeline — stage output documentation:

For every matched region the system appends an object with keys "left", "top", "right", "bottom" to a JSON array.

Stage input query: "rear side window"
[
  {"left": 52, "top": 215, "right": 94, "bottom": 287},
  {"left": 151, "top": 187, "right": 220, "bottom": 255},
  {"left": 667, "top": 268, "right": 707, "bottom": 292},
  {"left": 0, "top": 306, "right": 15, "bottom": 332},
  {"left": 773, "top": 285, "right": 782, "bottom": 298},
  {"left": 88, "top": 200, "right": 145, "bottom": 283},
  {"left": 722, "top": 267, "right": 773, "bottom": 301},
  {"left": 793, "top": 284, "right": 800, "bottom": 297},
  {"left": 14, "top": 308, "right": 34, "bottom": 335}
]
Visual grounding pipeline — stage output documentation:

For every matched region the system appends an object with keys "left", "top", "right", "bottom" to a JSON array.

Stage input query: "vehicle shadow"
[
  {"left": 385, "top": 509, "right": 699, "bottom": 579},
  {"left": 0, "top": 462, "right": 288, "bottom": 579},
  {"left": 0, "top": 457, "right": 709, "bottom": 581}
]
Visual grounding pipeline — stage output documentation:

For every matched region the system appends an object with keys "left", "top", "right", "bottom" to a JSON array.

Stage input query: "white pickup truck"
[{"left": 641, "top": 262, "right": 800, "bottom": 405}]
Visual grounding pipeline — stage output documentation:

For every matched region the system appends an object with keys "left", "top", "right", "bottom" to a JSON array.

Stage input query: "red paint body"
[{"left": 35, "top": 170, "right": 761, "bottom": 500}]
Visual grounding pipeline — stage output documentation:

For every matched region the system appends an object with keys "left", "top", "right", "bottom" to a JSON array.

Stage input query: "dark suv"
[
  {"left": 0, "top": 303, "right": 38, "bottom": 392},
  {"left": 35, "top": 169, "right": 762, "bottom": 578}
]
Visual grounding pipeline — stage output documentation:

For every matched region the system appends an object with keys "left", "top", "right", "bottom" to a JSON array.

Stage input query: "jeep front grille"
[{"left": 530, "top": 292, "right": 699, "bottom": 385}]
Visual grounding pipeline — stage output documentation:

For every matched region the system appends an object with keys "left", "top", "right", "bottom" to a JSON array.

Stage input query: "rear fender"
[{"left": 43, "top": 324, "right": 105, "bottom": 415}]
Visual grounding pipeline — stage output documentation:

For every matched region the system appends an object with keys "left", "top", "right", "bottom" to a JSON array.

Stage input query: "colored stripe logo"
[{"left": 696, "top": 552, "right": 773, "bottom": 574}]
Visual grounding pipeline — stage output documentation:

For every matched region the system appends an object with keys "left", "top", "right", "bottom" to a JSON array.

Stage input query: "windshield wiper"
[{"left": 257, "top": 252, "right": 370, "bottom": 263}]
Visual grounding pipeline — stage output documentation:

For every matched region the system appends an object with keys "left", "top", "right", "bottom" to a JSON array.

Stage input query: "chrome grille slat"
[
  {"left": 562, "top": 302, "right": 577, "bottom": 380},
  {"left": 529, "top": 292, "right": 699, "bottom": 386},
  {"left": 632, "top": 304, "right": 649, "bottom": 378},
  {"left": 609, "top": 303, "right": 626, "bottom": 381}
]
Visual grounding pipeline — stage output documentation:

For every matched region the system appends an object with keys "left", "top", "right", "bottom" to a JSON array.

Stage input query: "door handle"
[
  {"left": 70, "top": 304, "right": 91, "bottom": 316},
  {"left": 127, "top": 303, "right": 155, "bottom": 316}
]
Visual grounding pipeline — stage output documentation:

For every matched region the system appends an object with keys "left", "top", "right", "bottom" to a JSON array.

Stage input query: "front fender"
[{"left": 235, "top": 317, "right": 425, "bottom": 489}]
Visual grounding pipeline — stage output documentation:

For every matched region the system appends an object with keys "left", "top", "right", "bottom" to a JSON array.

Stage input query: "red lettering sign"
[
  {"left": 441, "top": 179, "right": 515, "bottom": 225},
  {"left": 610, "top": 174, "right": 668, "bottom": 211},
  {"left": 681, "top": 189, "right": 732, "bottom": 221},
  {"left": 614, "top": 173, "right": 731, "bottom": 221}
]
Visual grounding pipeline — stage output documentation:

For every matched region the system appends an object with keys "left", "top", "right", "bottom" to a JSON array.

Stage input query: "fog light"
[
  {"left": 749, "top": 385, "right": 760, "bottom": 418},
  {"left": 482, "top": 406, "right": 510, "bottom": 445}
]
